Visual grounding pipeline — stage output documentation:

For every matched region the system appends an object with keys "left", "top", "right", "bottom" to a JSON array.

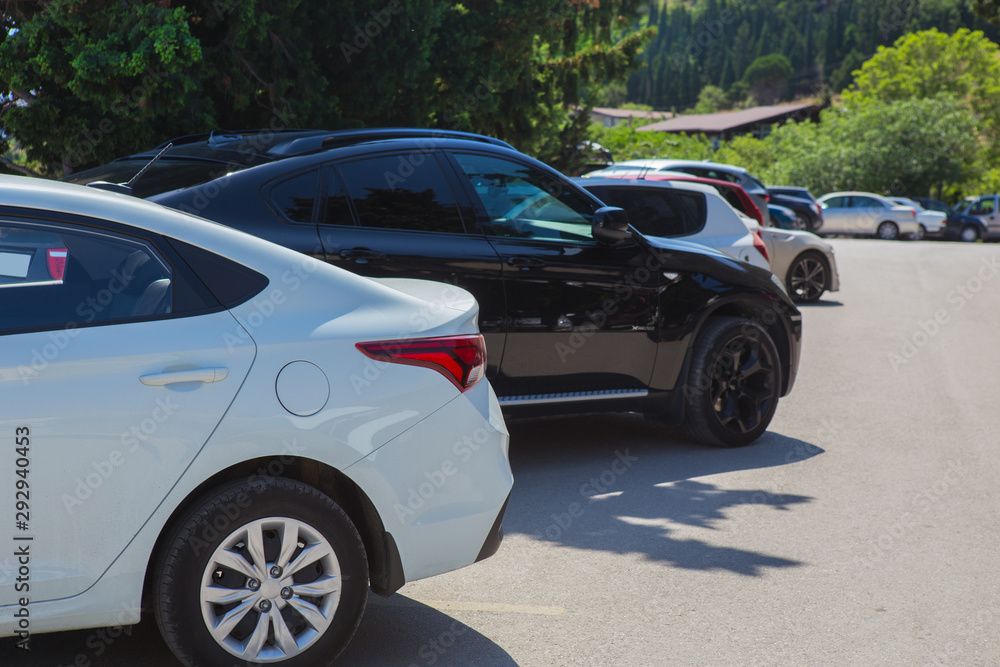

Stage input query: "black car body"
[
  {"left": 912, "top": 196, "right": 990, "bottom": 242},
  {"left": 766, "top": 187, "right": 823, "bottom": 232},
  {"left": 67, "top": 129, "right": 802, "bottom": 446}
]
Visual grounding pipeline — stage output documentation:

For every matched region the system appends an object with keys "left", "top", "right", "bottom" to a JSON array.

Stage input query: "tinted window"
[
  {"left": 339, "top": 154, "right": 464, "bottom": 233},
  {"left": 851, "top": 196, "right": 883, "bottom": 209},
  {"left": 65, "top": 160, "right": 240, "bottom": 198},
  {"left": 453, "top": 153, "right": 595, "bottom": 243},
  {"left": 0, "top": 222, "right": 174, "bottom": 335},
  {"left": 168, "top": 239, "right": 268, "bottom": 308},
  {"left": 821, "top": 196, "right": 846, "bottom": 209},
  {"left": 584, "top": 186, "right": 704, "bottom": 237},
  {"left": 269, "top": 171, "right": 317, "bottom": 223},
  {"left": 321, "top": 168, "right": 353, "bottom": 227}
]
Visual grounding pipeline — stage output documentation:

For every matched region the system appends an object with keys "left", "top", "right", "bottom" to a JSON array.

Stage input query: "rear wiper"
[{"left": 85, "top": 143, "right": 173, "bottom": 196}]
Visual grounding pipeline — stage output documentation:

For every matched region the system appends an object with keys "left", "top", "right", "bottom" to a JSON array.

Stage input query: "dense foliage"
[
  {"left": 625, "top": 0, "right": 1000, "bottom": 112},
  {"left": 0, "top": 0, "right": 653, "bottom": 176}
]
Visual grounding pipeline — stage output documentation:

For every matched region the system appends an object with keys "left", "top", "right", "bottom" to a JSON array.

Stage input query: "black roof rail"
[
  {"left": 149, "top": 129, "right": 319, "bottom": 151},
  {"left": 267, "top": 128, "right": 515, "bottom": 157}
]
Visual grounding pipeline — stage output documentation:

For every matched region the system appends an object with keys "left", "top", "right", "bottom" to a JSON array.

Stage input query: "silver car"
[{"left": 816, "top": 192, "right": 921, "bottom": 240}]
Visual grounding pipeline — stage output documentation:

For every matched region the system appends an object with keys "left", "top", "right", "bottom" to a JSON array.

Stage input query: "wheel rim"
[
  {"left": 961, "top": 227, "right": 978, "bottom": 242},
  {"left": 789, "top": 256, "right": 827, "bottom": 301},
  {"left": 708, "top": 333, "right": 778, "bottom": 436},
  {"left": 912, "top": 225, "right": 925, "bottom": 240},
  {"left": 878, "top": 222, "right": 897, "bottom": 240},
  {"left": 201, "top": 517, "right": 343, "bottom": 663},
  {"left": 793, "top": 213, "right": 808, "bottom": 230}
]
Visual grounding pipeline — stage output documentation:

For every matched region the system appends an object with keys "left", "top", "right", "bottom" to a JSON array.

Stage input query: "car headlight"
[{"left": 770, "top": 272, "right": 788, "bottom": 295}]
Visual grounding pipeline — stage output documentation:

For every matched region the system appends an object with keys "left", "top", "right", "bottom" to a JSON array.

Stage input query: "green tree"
[
  {"left": 0, "top": 1, "right": 654, "bottom": 176},
  {"left": 742, "top": 53, "right": 794, "bottom": 104},
  {"left": 841, "top": 29, "right": 1000, "bottom": 148},
  {"left": 691, "top": 85, "right": 729, "bottom": 114}
]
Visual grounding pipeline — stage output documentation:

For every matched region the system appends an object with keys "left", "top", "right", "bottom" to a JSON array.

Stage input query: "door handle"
[
  {"left": 140, "top": 368, "right": 229, "bottom": 386},
  {"left": 339, "top": 248, "right": 386, "bottom": 263},
  {"left": 506, "top": 257, "right": 546, "bottom": 269}
]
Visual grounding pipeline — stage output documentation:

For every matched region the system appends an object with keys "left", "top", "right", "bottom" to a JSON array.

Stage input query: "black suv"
[
  {"left": 68, "top": 129, "right": 802, "bottom": 446},
  {"left": 767, "top": 187, "right": 823, "bottom": 233}
]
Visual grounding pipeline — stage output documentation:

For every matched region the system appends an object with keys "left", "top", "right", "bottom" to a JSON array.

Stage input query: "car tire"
[
  {"left": 153, "top": 478, "right": 368, "bottom": 667},
  {"left": 684, "top": 317, "right": 781, "bottom": 448},
  {"left": 909, "top": 224, "right": 926, "bottom": 241},
  {"left": 876, "top": 221, "right": 899, "bottom": 240},
  {"left": 960, "top": 225, "right": 980, "bottom": 242},
  {"left": 785, "top": 251, "right": 829, "bottom": 303},
  {"left": 793, "top": 213, "right": 809, "bottom": 231}
]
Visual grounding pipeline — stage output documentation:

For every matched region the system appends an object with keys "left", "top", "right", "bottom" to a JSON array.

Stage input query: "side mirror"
[{"left": 592, "top": 206, "right": 632, "bottom": 245}]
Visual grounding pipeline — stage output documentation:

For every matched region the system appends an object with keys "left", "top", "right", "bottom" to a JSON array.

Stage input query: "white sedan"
[
  {"left": 889, "top": 196, "right": 946, "bottom": 239},
  {"left": 816, "top": 191, "right": 921, "bottom": 240},
  {"left": 0, "top": 176, "right": 512, "bottom": 666}
]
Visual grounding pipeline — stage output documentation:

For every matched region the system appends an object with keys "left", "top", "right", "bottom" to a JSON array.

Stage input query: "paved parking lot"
[{"left": 4, "top": 238, "right": 999, "bottom": 666}]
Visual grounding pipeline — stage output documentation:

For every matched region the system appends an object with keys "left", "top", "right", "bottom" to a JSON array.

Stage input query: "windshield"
[{"left": 63, "top": 160, "right": 246, "bottom": 198}]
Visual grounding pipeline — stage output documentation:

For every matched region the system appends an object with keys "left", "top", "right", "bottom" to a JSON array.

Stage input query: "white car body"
[
  {"left": 0, "top": 177, "right": 512, "bottom": 664},
  {"left": 577, "top": 177, "right": 771, "bottom": 270},
  {"left": 756, "top": 223, "right": 841, "bottom": 302},
  {"left": 890, "top": 197, "right": 946, "bottom": 237},
  {"left": 816, "top": 191, "right": 921, "bottom": 240}
]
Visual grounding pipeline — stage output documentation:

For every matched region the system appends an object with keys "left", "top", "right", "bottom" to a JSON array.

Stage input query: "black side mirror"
[{"left": 592, "top": 206, "right": 632, "bottom": 245}]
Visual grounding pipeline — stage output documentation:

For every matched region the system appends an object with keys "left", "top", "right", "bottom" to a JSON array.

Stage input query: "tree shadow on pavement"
[{"left": 503, "top": 413, "right": 823, "bottom": 575}]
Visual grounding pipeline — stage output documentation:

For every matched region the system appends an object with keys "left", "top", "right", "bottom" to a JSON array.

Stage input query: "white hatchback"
[{"left": 0, "top": 176, "right": 512, "bottom": 666}]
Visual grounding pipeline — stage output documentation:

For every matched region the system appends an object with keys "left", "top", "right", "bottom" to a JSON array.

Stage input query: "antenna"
[{"left": 85, "top": 143, "right": 173, "bottom": 196}]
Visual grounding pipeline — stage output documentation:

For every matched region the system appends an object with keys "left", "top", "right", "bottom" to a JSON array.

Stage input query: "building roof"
[
  {"left": 586, "top": 107, "right": 672, "bottom": 120},
  {"left": 637, "top": 103, "right": 815, "bottom": 133}
]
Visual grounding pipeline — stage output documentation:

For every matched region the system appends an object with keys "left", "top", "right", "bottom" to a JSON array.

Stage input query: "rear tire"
[
  {"left": 786, "top": 252, "right": 829, "bottom": 303},
  {"left": 153, "top": 478, "right": 368, "bottom": 667},
  {"left": 909, "top": 224, "right": 926, "bottom": 241},
  {"left": 877, "top": 221, "right": 899, "bottom": 240},
  {"left": 684, "top": 317, "right": 782, "bottom": 447}
]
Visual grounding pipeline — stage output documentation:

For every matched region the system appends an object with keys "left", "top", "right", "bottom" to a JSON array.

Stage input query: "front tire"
[
  {"left": 684, "top": 317, "right": 782, "bottom": 447},
  {"left": 786, "top": 252, "right": 829, "bottom": 303},
  {"left": 153, "top": 479, "right": 368, "bottom": 667},
  {"left": 877, "top": 221, "right": 899, "bottom": 240},
  {"left": 960, "top": 225, "right": 980, "bottom": 242}
]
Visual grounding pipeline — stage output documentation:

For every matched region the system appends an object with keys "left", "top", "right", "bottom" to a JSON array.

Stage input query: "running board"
[{"left": 498, "top": 389, "right": 648, "bottom": 406}]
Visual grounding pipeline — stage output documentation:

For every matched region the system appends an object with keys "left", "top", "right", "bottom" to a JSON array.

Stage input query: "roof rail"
[
  {"left": 149, "top": 129, "right": 318, "bottom": 151},
  {"left": 267, "top": 128, "right": 515, "bottom": 157}
]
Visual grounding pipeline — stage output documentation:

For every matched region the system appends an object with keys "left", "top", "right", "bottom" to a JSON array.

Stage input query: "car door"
[
  {"left": 848, "top": 195, "right": 886, "bottom": 233},
  {"left": 316, "top": 151, "right": 507, "bottom": 378},
  {"left": 0, "top": 216, "right": 255, "bottom": 603},
  {"left": 446, "top": 151, "right": 660, "bottom": 400},
  {"left": 818, "top": 196, "right": 851, "bottom": 233}
]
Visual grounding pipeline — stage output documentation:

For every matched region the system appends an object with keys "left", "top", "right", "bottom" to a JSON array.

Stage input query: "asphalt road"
[{"left": 4, "top": 238, "right": 999, "bottom": 666}]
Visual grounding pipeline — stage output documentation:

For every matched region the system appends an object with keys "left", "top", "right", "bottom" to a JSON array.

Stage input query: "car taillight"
[
  {"left": 356, "top": 334, "right": 486, "bottom": 391},
  {"left": 47, "top": 248, "right": 68, "bottom": 280},
  {"left": 814, "top": 203, "right": 822, "bottom": 217},
  {"left": 752, "top": 231, "right": 769, "bottom": 262},
  {"left": 762, "top": 193, "right": 770, "bottom": 203}
]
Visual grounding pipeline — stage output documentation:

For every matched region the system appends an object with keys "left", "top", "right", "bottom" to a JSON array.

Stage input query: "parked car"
[
  {"left": 888, "top": 196, "right": 946, "bottom": 239},
  {"left": 759, "top": 225, "right": 840, "bottom": 303},
  {"left": 68, "top": 128, "right": 803, "bottom": 447},
  {"left": 0, "top": 227, "right": 67, "bottom": 286},
  {"left": 586, "top": 159, "right": 772, "bottom": 226},
  {"left": 955, "top": 194, "right": 1000, "bottom": 241},
  {"left": 0, "top": 176, "right": 513, "bottom": 666},
  {"left": 911, "top": 196, "right": 986, "bottom": 242},
  {"left": 766, "top": 187, "right": 823, "bottom": 232},
  {"left": 816, "top": 192, "right": 920, "bottom": 240},
  {"left": 768, "top": 203, "right": 800, "bottom": 230},
  {"left": 575, "top": 177, "right": 771, "bottom": 269}
]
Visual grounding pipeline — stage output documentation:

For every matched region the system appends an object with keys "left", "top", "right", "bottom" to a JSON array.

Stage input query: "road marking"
[{"left": 413, "top": 599, "right": 565, "bottom": 616}]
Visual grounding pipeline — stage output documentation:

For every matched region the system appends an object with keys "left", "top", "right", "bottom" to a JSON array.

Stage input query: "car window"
[
  {"left": 453, "top": 153, "right": 596, "bottom": 243},
  {"left": 321, "top": 168, "right": 353, "bottom": 226},
  {"left": 968, "top": 198, "right": 995, "bottom": 216},
  {"left": 268, "top": 171, "right": 318, "bottom": 223},
  {"left": 585, "top": 186, "right": 704, "bottom": 238},
  {"left": 821, "top": 196, "right": 846, "bottom": 209},
  {"left": 850, "top": 196, "right": 883, "bottom": 209},
  {"left": 0, "top": 222, "right": 175, "bottom": 335},
  {"left": 338, "top": 154, "right": 464, "bottom": 233},
  {"left": 65, "top": 160, "right": 239, "bottom": 199}
]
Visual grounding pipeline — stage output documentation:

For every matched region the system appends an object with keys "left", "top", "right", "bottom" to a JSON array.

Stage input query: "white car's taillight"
[
  {"left": 356, "top": 334, "right": 486, "bottom": 391},
  {"left": 752, "top": 231, "right": 769, "bottom": 262}
]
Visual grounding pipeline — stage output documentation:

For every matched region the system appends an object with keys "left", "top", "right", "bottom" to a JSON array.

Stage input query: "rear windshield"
[{"left": 64, "top": 160, "right": 246, "bottom": 198}]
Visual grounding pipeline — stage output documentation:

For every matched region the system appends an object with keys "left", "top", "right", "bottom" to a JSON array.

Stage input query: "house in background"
[
  {"left": 638, "top": 102, "right": 820, "bottom": 148},
  {"left": 585, "top": 106, "right": 673, "bottom": 128}
]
